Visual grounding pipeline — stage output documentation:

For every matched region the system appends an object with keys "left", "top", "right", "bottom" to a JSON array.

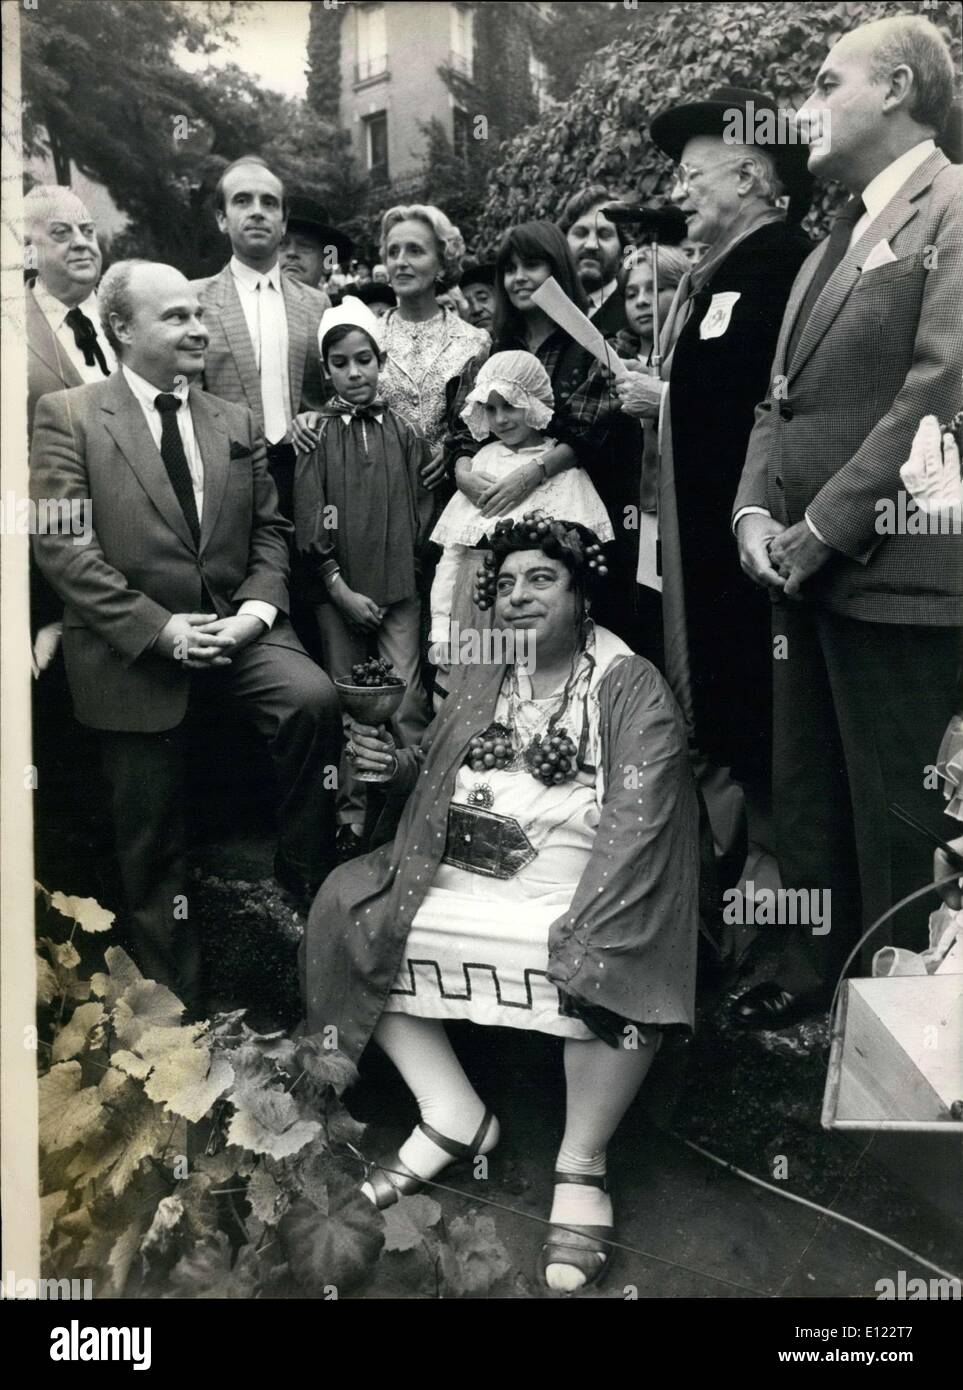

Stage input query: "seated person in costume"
[{"left": 301, "top": 516, "right": 699, "bottom": 1293}]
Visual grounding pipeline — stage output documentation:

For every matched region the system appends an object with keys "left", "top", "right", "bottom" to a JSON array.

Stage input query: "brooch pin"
[{"left": 467, "top": 783, "right": 495, "bottom": 809}]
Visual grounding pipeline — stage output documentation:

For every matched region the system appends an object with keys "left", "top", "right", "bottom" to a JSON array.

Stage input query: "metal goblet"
[{"left": 334, "top": 678, "right": 407, "bottom": 783}]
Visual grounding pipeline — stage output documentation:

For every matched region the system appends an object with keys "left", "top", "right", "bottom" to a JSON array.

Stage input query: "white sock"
[
  {"left": 546, "top": 1143, "right": 612, "bottom": 1293},
  {"left": 362, "top": 1015, "right": 498, "bottom": 1202}
]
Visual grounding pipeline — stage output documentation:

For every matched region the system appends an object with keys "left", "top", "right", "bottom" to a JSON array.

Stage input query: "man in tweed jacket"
[
  {"left": 191, "top": 156, "right": 330, "bottom": 522},
  {"left": 730, "top": 16, "right": 962, "bottom": 1027}
]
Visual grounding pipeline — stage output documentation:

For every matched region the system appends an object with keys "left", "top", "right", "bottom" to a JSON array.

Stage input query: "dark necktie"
[
  {"left": 64, "top": 306, "right": 110, "bottom": 376},
  {"left": 154, "top": 394, "right": 201, "bottom": 546},
  {"left": 785, "top": 195, "right": 864, "bottom": 365}
]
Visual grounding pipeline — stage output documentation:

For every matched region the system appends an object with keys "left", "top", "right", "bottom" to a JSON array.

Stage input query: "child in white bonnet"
[{"left": 429, "top": 350, "right": 613, "bottom": 660}]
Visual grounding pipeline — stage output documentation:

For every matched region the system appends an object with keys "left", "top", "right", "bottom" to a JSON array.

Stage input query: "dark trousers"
[
  {"left": 99, "top": 638, "right": 341, "bottom": 1008},
  {"left": 771, "top": 601, "right": 960, "bottom": 992}
]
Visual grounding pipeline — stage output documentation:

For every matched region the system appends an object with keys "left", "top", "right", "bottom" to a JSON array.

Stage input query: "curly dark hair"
[{"left": 473, "top": 513, "right": 610, "bottom": 611}]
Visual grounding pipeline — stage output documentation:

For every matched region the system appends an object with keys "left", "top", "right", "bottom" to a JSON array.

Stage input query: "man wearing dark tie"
[
  {"left": 192, "top": 156, "right": 330, "bottom": 523},
  {"left": 30, "top": 260, "right": 341, "bottom": 1012},
  {"left": 730, "top": 16, "right": 962, "bottom": 1028}
]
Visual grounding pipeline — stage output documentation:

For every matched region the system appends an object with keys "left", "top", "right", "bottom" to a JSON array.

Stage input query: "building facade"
[{"left": 338, "top": 2, "right": 549, "bottom": 187}]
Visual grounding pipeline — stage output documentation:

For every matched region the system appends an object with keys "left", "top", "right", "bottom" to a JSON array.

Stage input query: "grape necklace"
[{"left": 464, "top": 657, "right": 584, "bottom": 799}]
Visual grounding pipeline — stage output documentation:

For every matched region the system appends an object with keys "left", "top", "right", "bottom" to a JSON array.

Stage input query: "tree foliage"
[
  {"left": 20, "top": 0, "right": 363, "bottom": 276},
  {"left": 534, "top": 0, "right": 666, "bottom": 104},
  {"left": 475, "top": 0, "right": 962, "bottom": 255}
]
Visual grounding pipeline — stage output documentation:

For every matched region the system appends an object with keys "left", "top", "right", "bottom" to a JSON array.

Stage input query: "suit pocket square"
[
  {"left": 229, "top": 441, "right": 253, "bottom": 460},
  {"left": 860, "top": 239, "right": 897, "bottom": 273}
]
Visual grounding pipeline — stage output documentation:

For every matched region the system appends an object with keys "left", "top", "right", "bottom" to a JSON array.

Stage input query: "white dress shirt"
[
  {"left": 587, "top": 278, "right": 619, "bottom": 315},
  {"left": 33, "top": 282, "right": 117, "bottom": 383},
  {"left": 122, "top": 365, "right": 275, "bottom": 629},
  {"left": 734, "top": 140, "right": 938, "bottom": 544},
  {"left": 229, "top": 256, "right": 291, "bottom": 445}
]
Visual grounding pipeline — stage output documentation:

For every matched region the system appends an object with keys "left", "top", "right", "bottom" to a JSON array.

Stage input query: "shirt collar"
[
  {"left": 859, "top": 140, "right": 936, "bottom": 223},
  {"left": 230, "top": 255, "right": 283, "bottom": 293},
  {"left": 588, "top": 279, "right": 619, "bottom": 311},
  {"left": 32, "top": 281, "right": 100, "bottom": 331},
  {"left": 121, "top": 364, "right": 191, "bottom": 411}
]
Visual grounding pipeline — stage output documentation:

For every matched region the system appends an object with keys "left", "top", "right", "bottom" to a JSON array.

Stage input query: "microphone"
[{"left": 601, "top": 204, "right": 688, "bottom": 244}]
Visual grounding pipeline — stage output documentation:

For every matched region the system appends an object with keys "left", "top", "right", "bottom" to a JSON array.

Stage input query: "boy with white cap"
[{"left": 294, "top": 297, "right": 432, "bottom": 857}]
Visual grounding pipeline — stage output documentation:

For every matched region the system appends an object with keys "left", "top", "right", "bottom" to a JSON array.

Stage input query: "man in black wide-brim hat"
[
  {"left": 280, "top": 194, "right": 353, "bottom": 296},
  {"left": 615, "top": 86, "right": 815, "bottom": 943}
]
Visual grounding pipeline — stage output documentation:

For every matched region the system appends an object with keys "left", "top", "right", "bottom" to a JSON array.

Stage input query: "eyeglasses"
[{"left": 674, "top": 156, "right": 749, "bottom": 193}]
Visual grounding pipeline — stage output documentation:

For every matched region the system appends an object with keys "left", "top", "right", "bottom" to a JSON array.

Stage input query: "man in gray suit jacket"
[
  {"left": 730, "top": 16, "right": 962, "bottom": 1027},
  {"left": 25, "top": 186, "right": 118, "bottom": 654},
  {"left": 31, "top": 260, "right": 341, "bottom": 1012},
  {"left": 191, "top": 156, "right": 330, "bottom": 522}
]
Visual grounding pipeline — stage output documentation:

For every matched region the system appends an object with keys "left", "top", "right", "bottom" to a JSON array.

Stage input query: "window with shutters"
[
  {"left": 449, "top": 4, "right": 474, "bottom": 79},
  {"left": 356, "top": 4, "right": 387, "bottom": 82}
]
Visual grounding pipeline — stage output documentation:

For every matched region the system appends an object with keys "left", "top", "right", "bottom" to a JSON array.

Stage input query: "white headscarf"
[
  {"left": 317, "top": 295, "right": 383, "bottom": 354},
  {"left": 460, "top": 350, "right": 554, "bottom": 442}
]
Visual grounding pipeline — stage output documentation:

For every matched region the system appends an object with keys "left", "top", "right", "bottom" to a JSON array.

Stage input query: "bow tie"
[
  {"left": 326, "top": 397, "right": 386, "bottom": 422},
  {"left": 65, "top": 306, "right": 110, "bottom": 376}
]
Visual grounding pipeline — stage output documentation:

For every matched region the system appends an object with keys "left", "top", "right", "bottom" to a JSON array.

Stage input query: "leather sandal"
[
  {"left": 365, "top": 1107, "right": 496, "bottom": 1210},
  {"left": 539, "top": 1172, "right": 614, "bottom": 1293}
]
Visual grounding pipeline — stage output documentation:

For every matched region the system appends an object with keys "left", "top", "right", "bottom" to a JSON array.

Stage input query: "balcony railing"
[{"left": 354, "top": 54, "right": 388, "bottom": 83}]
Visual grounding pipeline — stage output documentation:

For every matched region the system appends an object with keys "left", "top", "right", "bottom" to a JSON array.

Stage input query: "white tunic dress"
[{"left": 382, "top": 635, "right": 633, "bottom": 1037}]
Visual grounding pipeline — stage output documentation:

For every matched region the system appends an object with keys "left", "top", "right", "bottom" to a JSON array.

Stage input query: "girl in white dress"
[{"left": 428, "top": 350, "right": 613, "bottom": 663}]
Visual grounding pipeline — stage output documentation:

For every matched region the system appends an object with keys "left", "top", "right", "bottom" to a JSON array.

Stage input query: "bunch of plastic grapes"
[
  {"left": 525, "top": 729, "right": 578, "bottom": 785},
  {"left": 348, "top": 656, "right": 404, "bottom": 687},
  {"left": 466, "top": 723, "right": 514, "bottom": 772}
]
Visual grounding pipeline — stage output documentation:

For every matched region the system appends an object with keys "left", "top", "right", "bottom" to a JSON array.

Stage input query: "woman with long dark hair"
[{"left": 449, "top": 220, "right": 643, "bottom": 647}]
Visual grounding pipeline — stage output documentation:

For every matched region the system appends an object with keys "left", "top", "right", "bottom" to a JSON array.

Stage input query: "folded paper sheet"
[{"left": 530, "top": 277, "right": 630, "bottom": 381}]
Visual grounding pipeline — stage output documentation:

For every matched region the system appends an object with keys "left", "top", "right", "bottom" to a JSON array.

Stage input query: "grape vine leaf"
[
  {"left": 382, "top": 1194, "right": 443, "bottom": 1253},
  {"left": 40, "top": 1190, "right": 69, "bottom": 1243},
  {"left": 40, "top": 936, "right": 81, "bottom": 971},
  {"left": 140, "top": 1028, "right": 234, "bottom": 1123},
  {"left": 39, "top": 1062, "right": 105, "bottom": 1154},
  {"left": 51, "top": 1002, "right": 106, "bottom": 1062},
  {"left": 227, "top": 1094, "right": 321, "bottom": 1160},
  {"left": 108, "top": 1216, "right": 149, "bottom": 1294},
  {"left": 295, "top": 1036, "right": 359, "bottom": 1095},
  {"left": 326, "top": 1106, "right": 367, "bottom": 1148},
  {"left": 278, "top": 1171, "right": 384, "bottom": 1294},
  {"left": 50, "top": 891, "right": 115, "bottom": 933},
  {"left": 90, "top": 945, "right": 146, "bottom": 1006},
  {"left": 36, "top": 954, "right": 60, "bottom": 1005},
  {"left": 437, "top": 1212, "right": 512, "bottom": 1297},
  {"left": 246, "top": 1164, "right": 283, "bottom": 1224},
  {"left": 112, "top": 978, "right": 185, "bottom": 1050}
]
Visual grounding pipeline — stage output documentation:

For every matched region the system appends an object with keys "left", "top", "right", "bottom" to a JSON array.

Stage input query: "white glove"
[
  {"left": 899, "top": 415, "right": 962, "bottom": 513},
  {"left": 32, "top": 621, "right": 63, "bottom": 678}
]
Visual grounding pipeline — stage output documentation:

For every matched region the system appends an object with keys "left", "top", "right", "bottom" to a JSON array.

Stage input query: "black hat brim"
[
  {"left": 649, "top": 97, "right": 814, "bottom": 208},
  {"left": 286, "top": 220, "right": 354, "bottom": 261}
]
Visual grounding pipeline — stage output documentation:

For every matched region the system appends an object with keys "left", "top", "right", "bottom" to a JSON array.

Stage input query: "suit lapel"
[
  {"left": 100, "top": 374, "right": 196, "bottom": 552},
  {"left": 215, "top": 266, "right": 262, "bottom": 415},
  {"left": 191, "top": 388, "right": 230, "bottom": 552},
  {"left": 26, "top": 287, "right": 84, "bottom": 389},
  {"left": 283, "top": 275, "right": 309, "bottom": 416},
  {"left": 786, "top": 150, "right": 945, "bottom": 381}
]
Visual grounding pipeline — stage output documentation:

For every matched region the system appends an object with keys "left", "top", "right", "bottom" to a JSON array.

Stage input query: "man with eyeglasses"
[
  {"left": 730, "top": 17, "right": 962, "bottom": 1029},
  {"left": 615, "top": 86, "right": 814, "bottom": 935}
]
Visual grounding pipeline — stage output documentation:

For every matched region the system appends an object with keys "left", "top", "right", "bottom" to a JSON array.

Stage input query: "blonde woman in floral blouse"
[
  {"left": 377, "top": 205, "right": 490, "bottom": 513},
  {"left": 293, "top": 205, "right": 488, "bottom": 509}
]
